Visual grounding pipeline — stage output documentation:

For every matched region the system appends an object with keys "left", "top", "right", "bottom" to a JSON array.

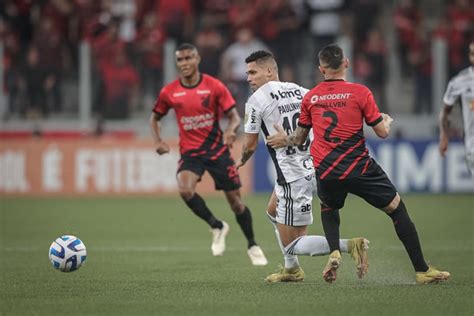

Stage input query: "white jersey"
[
  {"left": 244, "top": 81, "right": 313, "bottom": 184},
  {"left": 443, "top": 66, "right": 474, "bottom": 156}
]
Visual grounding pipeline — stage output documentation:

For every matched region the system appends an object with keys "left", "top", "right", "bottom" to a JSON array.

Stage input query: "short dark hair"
[
  {"left": 245, "top": 50, "right": 274, "bottom": 64},
  {"left": 318, "top": 44, "right": 344, "bottom": 69},
  {"left": 176, "top": 43, "right": 197, "bottom": 52}
]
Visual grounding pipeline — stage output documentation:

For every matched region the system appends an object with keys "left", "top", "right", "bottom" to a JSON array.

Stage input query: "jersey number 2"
[
  {"left": 323, "top": 111, "right": 341, "bottom": 143},
  {"left": 282, "top": 113, "right": 310, "bottom": 155}
]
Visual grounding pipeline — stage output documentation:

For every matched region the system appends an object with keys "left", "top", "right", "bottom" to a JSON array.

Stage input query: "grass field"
[{"left": 1, "top": 194, "right": 473, "bottom": 315}]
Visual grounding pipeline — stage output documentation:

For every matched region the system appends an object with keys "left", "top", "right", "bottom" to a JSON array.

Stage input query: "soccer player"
[
  {"left": 267, "top": 44, "right": 450, "bottom": 284},
  {"left": 439, "top": 41, "right": 474, "bottom": 174},
  {"left": 237, "top": 50, "right": 369, "bottom": 282},
  {"left": 149, "top": 43, "right": 268, "bottom": 266}
]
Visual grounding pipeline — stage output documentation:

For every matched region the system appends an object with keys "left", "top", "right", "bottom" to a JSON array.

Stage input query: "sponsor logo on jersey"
[
  {"left": 250, "top": 108, "right": 257, "bottom": 124},
  {"left": 180, "top": 113, "right": 215, "bottom": 131},
  {"left": 196, "top": 90, "right": 211, "bottom": 94},
  {"left": 270, "top": 89, "right": 303, "bottom": 101},
  {"left": 310, "top": 93, "right": 351, "bottom": 104},
  {"left": 173, "top": 92, "right": 186, "bottom": 97}
]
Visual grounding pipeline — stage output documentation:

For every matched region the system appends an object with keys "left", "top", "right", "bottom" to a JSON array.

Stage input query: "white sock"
[
  {"left": 266, "top": 212, "right": 299, "bottom": 268},
  {"left": 285, "top": 236, "right": 349, "bottom": 256}
]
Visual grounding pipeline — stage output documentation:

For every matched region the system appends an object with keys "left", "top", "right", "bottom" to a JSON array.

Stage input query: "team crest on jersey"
[{"left": 201, "top": 95, "right": 210, "bottom": 108}]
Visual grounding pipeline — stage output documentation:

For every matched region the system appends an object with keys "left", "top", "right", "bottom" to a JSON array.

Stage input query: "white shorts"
[{"left": 274, "top": 174, "right": 316, "bottom": 226}]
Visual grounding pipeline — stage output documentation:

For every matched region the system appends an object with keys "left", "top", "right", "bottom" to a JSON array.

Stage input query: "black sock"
[
  {"left": 388, "top": 200, "right": 428, "bottom": 272},
  {"left": 184, "top": 194, "right": 223, "bottom": 229},
  {"left": 321, "top": 207, "right": 340, "bottom": 253},
  {"left": 235, "top": 207, "right": 256, "bottom": 248}
]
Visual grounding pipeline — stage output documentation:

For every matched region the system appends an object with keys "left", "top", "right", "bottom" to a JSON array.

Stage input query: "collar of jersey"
[
  {"left": 324, "top": 79, "right": 345, "bottom": 82},
  {"left": 179, "top": 74, "right": 203, "bottom": 89}
]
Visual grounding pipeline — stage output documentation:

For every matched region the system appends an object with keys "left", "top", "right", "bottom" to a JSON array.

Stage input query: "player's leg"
[
  {"left": 317, "top": 175, "right": 348, "bottom": 283},
  {"left": 266, "top": 191, "right": 300, "bottom": 270},
  {"left": 206, "top": 151, "right": 267, "bottom": 264},
  {"left": 177, "top": 161, "right": 227, "bottom": 256},
  {"left": 350, "top": 161, "right": 450, "bottom": 283},
  {"left": 224, "top": 189, "right": 268, "bottom": 265},
  {"left": 177, "top": 170, "right": 224, "bottom": 230}
]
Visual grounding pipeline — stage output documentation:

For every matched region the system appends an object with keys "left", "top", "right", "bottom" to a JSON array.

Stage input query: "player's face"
[
  {"left": 246, "top": 62, "right": 268, "bottom": 91},
  {"left": 176, "top": 49, "right": 200, "bottom": 78}
]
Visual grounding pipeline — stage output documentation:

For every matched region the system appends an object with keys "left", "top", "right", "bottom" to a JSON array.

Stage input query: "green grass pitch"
[{"left": 1, "top": 194, "right": 473, "bottom": 315}]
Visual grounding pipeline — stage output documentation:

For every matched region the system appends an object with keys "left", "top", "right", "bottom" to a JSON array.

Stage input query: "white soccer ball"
[{"left": 49, "top": 235, "right": 87, "bottom": 272}]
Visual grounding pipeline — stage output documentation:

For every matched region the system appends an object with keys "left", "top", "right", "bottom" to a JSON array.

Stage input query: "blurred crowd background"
[{"left": 0, "top": 0, "right": 473, "bottom": 134}]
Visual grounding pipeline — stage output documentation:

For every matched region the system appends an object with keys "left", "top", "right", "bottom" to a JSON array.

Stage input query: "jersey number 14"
[{"left": 282, "top": 113, "right": 310, "bottom": 155}]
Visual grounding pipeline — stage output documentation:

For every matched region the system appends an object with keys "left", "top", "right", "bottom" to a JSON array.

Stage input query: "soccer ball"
[{"left": 49, "top": 235, "right": 87, "bottom": 272}]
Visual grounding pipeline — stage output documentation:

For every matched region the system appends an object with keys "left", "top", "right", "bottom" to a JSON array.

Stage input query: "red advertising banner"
[{"left": 0, "top": 138, "right": 253, "bottom": 196}]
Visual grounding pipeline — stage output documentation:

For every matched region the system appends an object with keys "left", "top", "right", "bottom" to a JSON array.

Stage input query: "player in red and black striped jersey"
[
  {"left": 149, "top": 43, "right": 267, "bottom": 265},
  {"left": 267, "top": 44, "right": 449, "bottom": 284}
]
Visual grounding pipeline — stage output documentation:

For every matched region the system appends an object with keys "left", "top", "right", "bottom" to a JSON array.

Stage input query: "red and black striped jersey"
[
  {"left": 299, "top": 79, "right": 382, "bottom": 180},
  {"left": 153, "top": 74, "right": 235, "bottom": 158}
]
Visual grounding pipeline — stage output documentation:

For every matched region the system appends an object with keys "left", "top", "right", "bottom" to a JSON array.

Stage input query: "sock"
[
  {"left": 236, "top": 207, "right": 256, "bottom": 248},
  {"left": 388, "top": 200, "right": 429, "bottom": 272},
  {"left": 184, "top": 194, "right": 223, "bottom": 229},
  {"left": 285, "top": 236, "right": 349, "bottom": 256},
  {"left": 321, "top": 208, "right": 341, "bottom": 253},
  {"left": 266, "top": 212, "right": 299, "bottom": 269}
]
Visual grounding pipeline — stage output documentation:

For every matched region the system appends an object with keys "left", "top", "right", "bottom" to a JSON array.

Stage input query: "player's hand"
[
  {"left": 381, "top": 113, "right": 393, "bottom": 126},
  {"left": 223, "top": 129, "right": 237, "bottom": 149},
  {"left": 381, "top": 113, "right": 393, "bottom": 134},
  {"left": 439, "top": 134, "right": 449, "bottom": 157},
  {"left": 266, "top": 124, "right": 289, "bottom": 149},
  {"left": 155, "top": 141, "right": 170, "bottom": 155}
]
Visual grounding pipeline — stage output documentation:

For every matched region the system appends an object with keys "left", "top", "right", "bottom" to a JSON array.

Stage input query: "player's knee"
[
  {"left": 320, "top": 202, "right": 342, "bottom": 212},
  {"left": 383, "top": 193, "right": 401, "bottom": 214},
  {"left": 179, "top": 188, "right": 195, "bottom": 201},
  {"left": 229, "top": 200, "right": 245, "bottom": 214}
]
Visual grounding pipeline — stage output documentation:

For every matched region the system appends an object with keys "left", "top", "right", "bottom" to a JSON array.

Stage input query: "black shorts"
[
  {"left": 317, "top": 159, "right": 397, "bottom": 210},
  {"left": 177, "top": 150, "right": 241, "bottom": 191}
]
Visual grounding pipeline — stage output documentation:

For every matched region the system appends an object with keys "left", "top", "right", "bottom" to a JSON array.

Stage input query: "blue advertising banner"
[{"left": 253, "top": 140, "right": 474, "bottom": 193}]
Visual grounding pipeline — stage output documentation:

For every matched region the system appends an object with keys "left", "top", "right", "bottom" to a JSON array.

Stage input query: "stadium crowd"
[{"left": 1, "top": 0, "right": 473, "bottom": 120}]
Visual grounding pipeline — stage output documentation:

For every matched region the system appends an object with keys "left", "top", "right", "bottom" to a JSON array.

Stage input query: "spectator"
[
  {"left": 32, "top": 16, "right": 63, "bottom": 112},
  {"left": 135, "top": 12, "right": 166, "bottom": 103},
  {"left": 20, "top": 46, "right": 50, "bottom": 118},
  {"left": 304, "top": 0, "right": 348, "bottom": 57},
  {"left": 154, "top": 0, "right": 194, "bottom": 43},
  {"left": 195, "top": 16, "right": 225, "bottom": 77},
  {"left": 220, "top": 28, "right": 268, "bottom": 116},
  {"left": 99, "top": 50, "right": 140, "bottom": 119},
  {"left": 393, "top": 0, "right": 422, "bottom": 78},
  {"left": 409, "top": 30, "right": 432, "bottom": 114},
  {"left": 256, "top": 0, "right": 300, "bottom": 82}
]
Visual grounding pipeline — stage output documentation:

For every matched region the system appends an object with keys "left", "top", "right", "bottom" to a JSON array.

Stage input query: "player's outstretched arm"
[
  {"left": 149, "top": 112, "right": 170, "bottom": 155},
  {"left": 224, "top": 108, "right": 241, "bottom": 149},
  {"left": 236, "top": 133, "right": 259, "bottom": 169},
  {"left": 267, "top": 125, "right": 309, "bottom": 148},
  {"left": 439, "top": 105, "right": 453, "bottom": 157},
  {"left": 372, "top": 113, "right": 393, "bottom": 139}
]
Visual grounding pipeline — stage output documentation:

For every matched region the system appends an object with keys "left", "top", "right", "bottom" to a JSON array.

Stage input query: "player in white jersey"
[
  {"left": 236, "top": 50, "right": 369, "bottom": 282},
  {"left": 439, "top": 42, "right": 474, "bottom": 174}
]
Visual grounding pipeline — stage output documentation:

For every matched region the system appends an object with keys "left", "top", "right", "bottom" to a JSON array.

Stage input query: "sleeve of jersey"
[
  {"left": 216, "top": 80, "right": 236, "bottom": 113},
  {"left": 363, "top": 90, "right": 383, "bottom": 126},
  {"left": 442, "top": 79, "right": 458, "bottom": 106},
  {"left": 244, "top": 99, "right": 262, "bottom": 134},
  {"left": 152, "top": 90, "right": 171, "bottom": 116},
  {"left": 297, "top": 95, "right": 312, "bottom": 129}
]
